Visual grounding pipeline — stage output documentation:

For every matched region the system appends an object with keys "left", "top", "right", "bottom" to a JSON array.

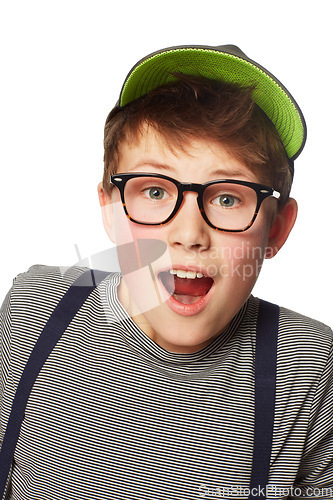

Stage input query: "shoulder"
[
  {"left": 249, "top": 296, "right": 331, "bottom": 337},
  {"left": 279, "top": 304, "right": 331, "bottom": 336},
  {"left": 2, "top": 265, "right": 120, "bottom": 333},
  {"left": 6, "top": 264, "right": 86, "bottom": 318},
  {"left": 278, "top": 304, "right": 332, "bottom": 351},
  {"left": 277, "top": 302, "right": 332, "bottom": 375},
  {"left": 1, "top": 264, "right": 88, "bottom": 341},
  {"left": 249, "top": 296, "right": 332, "bottom": 371},
  {"left": 12, "top": 263, "right": 87, "bottom": 292},
  {"left": 250, "top": 296, "right": 332, "bottom": 345},
  {"left": 0, "top": 265, "right": 106, "bottom": 385}
]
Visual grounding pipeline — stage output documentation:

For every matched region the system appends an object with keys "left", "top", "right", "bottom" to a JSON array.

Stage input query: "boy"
[{"left": 0, "top": 45, "right": 332, "bottom": 499}]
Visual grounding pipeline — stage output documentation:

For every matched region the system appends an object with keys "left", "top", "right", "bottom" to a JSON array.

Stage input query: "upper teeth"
[{"left": 169, "top": 269, "right": 204, "bottom": 279}]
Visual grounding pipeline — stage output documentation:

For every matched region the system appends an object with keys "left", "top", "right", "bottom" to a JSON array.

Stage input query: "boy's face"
[{"left": 99, "top": 127, "right": 297, "bottom": 353}]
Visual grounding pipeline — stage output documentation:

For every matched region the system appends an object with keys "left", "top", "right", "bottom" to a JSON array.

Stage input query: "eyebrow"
[
  {"left": 128, "top": 161, "right": 247, "bottom": 179},
  {"left": 128, "top": 161, "right": 175, "bottom": 172},
  {"left": 209, "top": 168, "right": 248, "bottom": 179}
]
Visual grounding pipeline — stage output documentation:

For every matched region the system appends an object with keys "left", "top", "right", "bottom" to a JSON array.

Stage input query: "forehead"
[{"left": 117, "top": 125, "right": 261, "bottom": 183}]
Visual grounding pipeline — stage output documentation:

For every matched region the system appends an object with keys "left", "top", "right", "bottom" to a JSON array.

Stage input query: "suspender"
[
  {"left": 248, "top": 299, "right": 279, "bottom": 499},
  {"left": 0, "top": 271, "right": 279, "bottom": 499}
]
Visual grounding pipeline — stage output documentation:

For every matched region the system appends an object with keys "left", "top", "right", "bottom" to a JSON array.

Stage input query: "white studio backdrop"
[{"left": 0, "top": 0, "right": 332, "bottom": 327}]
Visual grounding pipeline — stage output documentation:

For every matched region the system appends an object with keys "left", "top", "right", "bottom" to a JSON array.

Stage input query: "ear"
[
  {"left": 97, "top": 182, "right": 115, "bottom": 243},
  {"left": 265, "top": 198, "right": 298, "bottom": 259}
]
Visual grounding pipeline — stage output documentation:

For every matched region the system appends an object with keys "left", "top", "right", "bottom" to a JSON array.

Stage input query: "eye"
[
  {"left": 144, "top": 186, "right": 168, "bottom": 200},
  {"left": 212, "top": 194, "right": 240, "bottom": 208}
]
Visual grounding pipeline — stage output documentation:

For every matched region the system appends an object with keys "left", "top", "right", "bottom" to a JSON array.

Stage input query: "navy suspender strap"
[
  {"left": 0, "top": 277, "right": 279, "bottom": 498},
  {"left": 248, "top": 299, "right": 280, "bottom": 500},
  {"left": 0, "top": 269, "right": 109, "bottom": 497}
]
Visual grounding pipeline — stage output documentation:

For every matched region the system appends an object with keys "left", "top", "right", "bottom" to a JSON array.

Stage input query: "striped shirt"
[{"left": 0, "top": 265, "right": 332, "bottom": 500}]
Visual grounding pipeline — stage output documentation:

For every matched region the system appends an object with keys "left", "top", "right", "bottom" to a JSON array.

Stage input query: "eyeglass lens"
[{"left": 123, "top": 176, "right": 258, "bottom": 231}]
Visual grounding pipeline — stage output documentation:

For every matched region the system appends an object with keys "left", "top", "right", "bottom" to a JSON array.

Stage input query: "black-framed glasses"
[{"left": 110, "top": 172, "right": 281, "bottom": 232}]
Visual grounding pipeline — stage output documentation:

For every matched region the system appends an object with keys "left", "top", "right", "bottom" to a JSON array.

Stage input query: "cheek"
[
  {"left": 113, "top": 205, "right": 172, "bottom": 305},
  {"left": 111, "top": 200, "right": 133, "bottom": 245},
  {"left": 230, "top": 235, "right": 266, "bottom": 280},
  {"left": 208, "top": 226, "right": 270, "bottom": 285},
  {"left": 127, "top": 223, "right": 162, "bottom": 242},
  {"left": 113, "top": 198, "right": 167, "bottom": 245}
]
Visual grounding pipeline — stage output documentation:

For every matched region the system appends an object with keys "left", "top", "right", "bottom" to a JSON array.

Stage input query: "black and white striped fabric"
[{"left": 1, "top": 265, "right": 332, "bottom": 500}]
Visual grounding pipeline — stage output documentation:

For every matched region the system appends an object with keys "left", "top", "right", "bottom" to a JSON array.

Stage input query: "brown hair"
[{"left": 103, "top": 74, "right": 292, "bottom": 204}]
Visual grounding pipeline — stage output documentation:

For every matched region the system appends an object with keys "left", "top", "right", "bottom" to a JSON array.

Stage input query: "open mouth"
[{"left": 159, "top": 269, "right": 214, "bottom": 305}]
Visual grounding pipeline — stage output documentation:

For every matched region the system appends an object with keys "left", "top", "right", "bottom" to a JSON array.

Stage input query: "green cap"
[{"left": 111, "top": 44, "right": 306, "bottom": 161}]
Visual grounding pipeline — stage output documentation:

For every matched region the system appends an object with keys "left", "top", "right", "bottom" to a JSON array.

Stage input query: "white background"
[{"left": 0, "top": 0, "right": 332, "bottom": 327}]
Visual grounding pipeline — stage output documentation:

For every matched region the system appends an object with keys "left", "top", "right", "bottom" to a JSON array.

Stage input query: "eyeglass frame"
[{"left": 110, "top": 172, "right": 281, "bottom": 233}]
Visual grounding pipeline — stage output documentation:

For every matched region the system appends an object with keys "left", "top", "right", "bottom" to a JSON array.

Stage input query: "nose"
[{"left": 167, "top": 191, "right": 211, "bottom": 252}]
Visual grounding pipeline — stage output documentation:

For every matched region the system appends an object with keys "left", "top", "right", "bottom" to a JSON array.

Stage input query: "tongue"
[{"left": 162, "top": 273, "right": 213, "bottom": 297}]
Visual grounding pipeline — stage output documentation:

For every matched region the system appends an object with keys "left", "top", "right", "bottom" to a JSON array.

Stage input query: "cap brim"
[{"left": 118, "top": 45, "right": 306, "bottom": 161}]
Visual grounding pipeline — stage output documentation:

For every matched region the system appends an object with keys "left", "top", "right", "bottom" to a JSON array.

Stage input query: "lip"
[{"left": 157, "top": 265, "right": 215, "bottom": 317}]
